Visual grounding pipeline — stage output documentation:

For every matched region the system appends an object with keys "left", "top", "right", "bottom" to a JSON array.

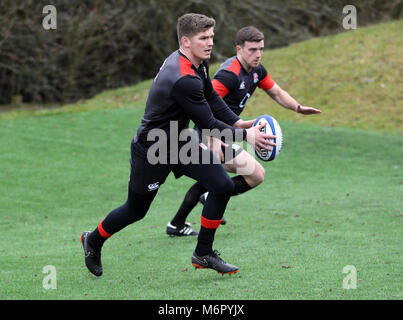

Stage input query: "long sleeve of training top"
[{"left": 171, "top": 76, "right": 246, "bottom": 142}]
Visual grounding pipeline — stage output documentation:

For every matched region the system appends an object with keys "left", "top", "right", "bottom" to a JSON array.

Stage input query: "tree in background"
[{"left": 0, "top": 0, "right": 401, "bottom": 105}]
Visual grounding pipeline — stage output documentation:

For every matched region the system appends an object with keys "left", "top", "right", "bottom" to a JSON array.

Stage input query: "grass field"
[
  {"left": 0, "top": 20, "right": 402, "bottom": 300},
  {"left": 0, "top": 108, "right": 401, "bottom": 300}
]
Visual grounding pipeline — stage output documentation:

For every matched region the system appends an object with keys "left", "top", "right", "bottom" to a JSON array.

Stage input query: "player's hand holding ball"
[
  {"left": 234, "top": 119, "right": 256, "bottom": 129},
  {"left": 245, "top": 121, "right": 276, "bottom": 154}
]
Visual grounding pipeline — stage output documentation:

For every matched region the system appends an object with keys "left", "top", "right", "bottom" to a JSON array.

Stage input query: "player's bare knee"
[{"left": 248, "top": 164, "right": 265, "bottom": 187}]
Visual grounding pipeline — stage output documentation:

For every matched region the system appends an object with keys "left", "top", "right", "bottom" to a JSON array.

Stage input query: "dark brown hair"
[
  {"left": 177, "top": 13, "right": 216, "bottom": 44},
  {"left": 236, "top": 26, "right": 264, "bottom": 46}
]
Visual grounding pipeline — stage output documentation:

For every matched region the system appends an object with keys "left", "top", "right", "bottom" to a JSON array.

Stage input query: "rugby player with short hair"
[
  {"left": 80, "top": 15, "right": 275, "bottom": 276},
  {"left": 166, "top": 26, "right": 321, "bottom": 236}
]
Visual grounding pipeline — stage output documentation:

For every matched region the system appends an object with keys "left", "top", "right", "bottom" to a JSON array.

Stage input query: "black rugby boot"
[
  {"left": 192, "top": 250, "right": 238, "bottom": 274},
  {"left": 80, "top": 231, "right": 103, "bottom": 277},
  {"left": 166, "top": 222, "right": 198, "bottom": 237}
]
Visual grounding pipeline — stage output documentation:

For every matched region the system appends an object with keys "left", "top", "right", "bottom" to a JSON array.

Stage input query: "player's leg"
[
  {"left": 223, "top": 148, "right": 265, "bottom": 192},
  {"left": 81, "top": 187, "right": 157, "bottom": 276},
  {"left": 177, "top": 149, "right": 238, "bottom": 273},
  {"left": 167, "top": 181, "right": 206, "bottom": 236},
  {"left": 86, "top": 186, "right": 158, "bottom": 249},
  {"left": 198, "top": 146, "right": 265, "bottom": 225},
  {"left": 81, "top": 154, "right": 169, "bottom": 276},
  {"left": 167, "top": 145, "right": 262, "bottom": 230}
]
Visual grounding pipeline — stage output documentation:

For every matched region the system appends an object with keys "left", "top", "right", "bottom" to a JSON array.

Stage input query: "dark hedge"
[{"left": 0, "top": 0, "right": 401, "bottom": 105}]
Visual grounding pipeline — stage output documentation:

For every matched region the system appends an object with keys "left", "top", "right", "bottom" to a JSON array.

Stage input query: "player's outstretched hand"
[
  {"left": 245, "top": 122, "right": 276, "bottom": 151},
  {"left": 297, "top": 105, "right": 322, "bottom": 115}
]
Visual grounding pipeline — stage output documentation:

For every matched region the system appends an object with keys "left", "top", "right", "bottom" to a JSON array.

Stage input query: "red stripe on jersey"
[
  {"left": 200, "top": 215, "right": 222, "bottom": 229},
  {"left": 212, "top": 79, "right": 229, "bottom": 98},
  {"left": 97, "top": 219, "right": 112, "bottom": 238},
  {"left": 258, "top": 73, "right": 275, "bottom": 90},
  {"left": 179, "top": 55, "right": 195, "bottom": 77},
  {"left": 227, "top": 58, "right": 242, "bottom": 75}
]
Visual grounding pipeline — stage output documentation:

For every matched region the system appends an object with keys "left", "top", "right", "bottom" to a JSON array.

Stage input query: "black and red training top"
[
  {"left": 212, "top": 56, "right": 275, "bottom": 116},
  {"left": 132, "top": 51, "right": 246, "bottom": 159}
]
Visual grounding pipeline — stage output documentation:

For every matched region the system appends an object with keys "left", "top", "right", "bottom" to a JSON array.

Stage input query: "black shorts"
[
  {"left": 129, "top": 139, "right": 229, "bottom": 194},
  {"left": 195, "top": 127, "right": 243, "bottom": 163},
  {"left": 129, "top": 153, "right": 171, "bottom": 194}
]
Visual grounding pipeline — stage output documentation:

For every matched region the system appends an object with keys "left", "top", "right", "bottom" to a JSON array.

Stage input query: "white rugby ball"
[{"left": 253, "top": 115, "right": 283, "bottom": 161}]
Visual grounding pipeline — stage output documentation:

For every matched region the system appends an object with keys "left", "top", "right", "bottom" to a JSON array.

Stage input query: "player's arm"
[
  {"left": 205, "top": 88, "right": 240, "bottom": 126},
  {"left": 172, "top": 76, "right": 273, "bottom": 150},
  {"left": 258, "top": 65, "right": 321, "bottom": 115},
  {"left": 266, "top": 83, "right": 321, "bottom": 115},
  {"left": 172, "top": 76, "right": 246, "bottom": 142},
  {"left": 206, "top": 87, "right": 253, "bottom": 129}
]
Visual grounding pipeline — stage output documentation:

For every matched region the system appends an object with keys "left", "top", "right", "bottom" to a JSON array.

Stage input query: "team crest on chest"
[{"left": 253, "top": 73, "right": 259, "bottom": 83}]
